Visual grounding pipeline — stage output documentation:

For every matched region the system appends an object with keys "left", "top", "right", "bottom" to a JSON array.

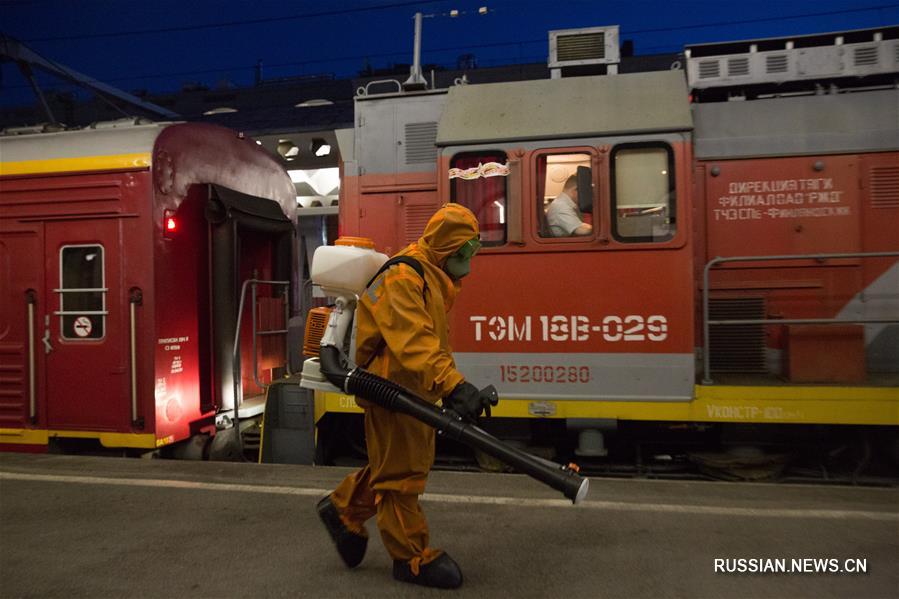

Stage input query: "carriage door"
[{"left": 44, "top": 221, "right": 125, "bottom": 430}]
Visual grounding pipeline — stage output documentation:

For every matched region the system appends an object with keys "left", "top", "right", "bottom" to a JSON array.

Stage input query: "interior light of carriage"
[{"left": 311, "top": 138, "right": 331, "bottom": 157}]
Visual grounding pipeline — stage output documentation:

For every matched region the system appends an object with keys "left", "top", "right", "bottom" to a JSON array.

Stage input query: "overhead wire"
[
  {"left": 19, "top": 1, "right": 899, "bottom": 44},
  {"left": 22, "top": 0, "right": 448, "bottom": 42}
]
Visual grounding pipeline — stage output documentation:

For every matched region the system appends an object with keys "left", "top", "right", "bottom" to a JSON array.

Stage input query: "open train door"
[{"left": 206, "top": 185, "right": 294, "bottom": 459}]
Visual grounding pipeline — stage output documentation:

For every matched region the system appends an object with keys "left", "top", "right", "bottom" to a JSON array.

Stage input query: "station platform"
[{"left": 1, "top": 453, "right": 897, "bottom": 598}]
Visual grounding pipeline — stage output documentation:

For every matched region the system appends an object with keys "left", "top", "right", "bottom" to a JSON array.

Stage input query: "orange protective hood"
[{"left": 415, "top": 203, "right": 480, "bottom": 267}]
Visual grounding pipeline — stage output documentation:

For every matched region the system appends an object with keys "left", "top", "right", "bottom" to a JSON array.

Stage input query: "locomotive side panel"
[
  {"left": 431, "top": 72, "right": 695, "bottom": 402},
  {"left": 858, "top": 152, "right": 899, "bottom": 372},
  {"left": 705, "top": 155, "right": 861, "bottom": 258},
  {"left": 340, "top": 91, "right": 446, "bottom": 254},
  {"left": 695, "top": 90, "right": 899, "bottom": 380},
  {"left": 446, "top": 136, "right": 695, "bottom": 401}
]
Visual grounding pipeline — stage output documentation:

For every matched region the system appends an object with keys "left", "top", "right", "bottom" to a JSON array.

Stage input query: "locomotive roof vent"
[
  {"left": 548, "top": 25, "right": 620, "bottom": 77},
  {"left": 685, "top": 26, "right": 899, "bottom": 92}
]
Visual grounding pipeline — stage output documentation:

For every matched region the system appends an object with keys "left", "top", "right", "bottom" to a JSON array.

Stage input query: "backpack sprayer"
[{"left": 300, "top": 237, "right": 588, "bottom": 504}]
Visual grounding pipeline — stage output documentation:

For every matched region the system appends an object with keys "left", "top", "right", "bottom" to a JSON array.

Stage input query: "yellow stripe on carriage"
[
  {"left": 0, "top": 428, "right": 49, "bottom": 445},
  {"left": 0, "top": 153, "right": 152, "bottom": 176},
  {"left": 0, "top": 428, "right": 161, "bottom": 449}
]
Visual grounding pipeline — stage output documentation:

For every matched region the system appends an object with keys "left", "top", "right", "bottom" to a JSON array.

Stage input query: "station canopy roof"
[{"left": 436, "top": 70, "right": 692, "bottom": 146}]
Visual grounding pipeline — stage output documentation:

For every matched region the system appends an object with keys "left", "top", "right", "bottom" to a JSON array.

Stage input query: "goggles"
[{"left": 456, "top": 237, "right": 481, "bottom": 260}]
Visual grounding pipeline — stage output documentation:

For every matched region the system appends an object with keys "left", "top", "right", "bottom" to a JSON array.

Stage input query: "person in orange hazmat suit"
[{"left": 317, "top": 203, "right": 498, "bottom": 589}]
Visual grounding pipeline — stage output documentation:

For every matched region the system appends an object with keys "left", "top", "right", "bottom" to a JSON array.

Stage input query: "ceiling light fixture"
[
  {"left": 295, "top": 99, "right": 334, "bottom": 108},
  {"left": 310, "top": 138, "right": 331, "bottom": 157},
  {"left": 277, "top": 140, "right": 299, "bottom": 158},
  {"left": 202, "top": 106, "right": 238, "bottom": 115}
]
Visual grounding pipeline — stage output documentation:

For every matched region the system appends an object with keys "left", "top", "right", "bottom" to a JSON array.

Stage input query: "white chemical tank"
[{"left": 311, "top": 237, "right": 388, "bottom": 298}]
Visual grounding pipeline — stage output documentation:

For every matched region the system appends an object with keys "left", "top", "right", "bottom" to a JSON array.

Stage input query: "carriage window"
[
  {"left": 449, "top": 151, "right": 508, "bottom": 246},
  {"left": 535, "top": 152, "right": 593, "bottom": 238},
  {"left": 59, "top": 245, "right": 106, "bottom": 340},
  {"left": 612, "top": 144, "right": 675, "bottom": 242}
]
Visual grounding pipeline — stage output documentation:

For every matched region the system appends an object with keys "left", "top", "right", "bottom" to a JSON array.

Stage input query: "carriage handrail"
[
  {"left": 702, "top": 251, "right": 899, "bottom": 384},
  {"left": 129, "top": 287, "right": 143, "bottom": 427},
  {"left": 25, "top": 290, "right": 37, "bottom": 422},
  {"left": 231, "top": 279, "right": 291, "bottom": 423}
]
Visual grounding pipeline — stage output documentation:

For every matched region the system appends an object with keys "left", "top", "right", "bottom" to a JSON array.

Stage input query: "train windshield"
[{"left": 611, "top": 144, "right": 676, "bottom": 243}]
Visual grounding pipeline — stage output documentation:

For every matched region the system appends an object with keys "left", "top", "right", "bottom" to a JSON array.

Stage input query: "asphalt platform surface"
[{"left": 0, "top": 453, "right": 897, "bottom": 598}]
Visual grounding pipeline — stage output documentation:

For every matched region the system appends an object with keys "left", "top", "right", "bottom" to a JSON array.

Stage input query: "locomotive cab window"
[
  {"left": 58, "top": 245, "right": 106, "bottom": 340},
  {"left": 536, "top": 152, "right": 594, "bottom": 238},
  {"left": 611, "top": 144, "right": 675, "bottom": 243},
  {"left": 449, "top": 151, "right": 508, "bottom": 246}
]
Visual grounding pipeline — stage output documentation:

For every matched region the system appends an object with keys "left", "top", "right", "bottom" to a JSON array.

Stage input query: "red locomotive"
[{"left": 321, "top": 25, "right": 898, "bottom": 462}]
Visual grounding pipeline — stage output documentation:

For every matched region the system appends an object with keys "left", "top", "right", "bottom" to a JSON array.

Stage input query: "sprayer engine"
[{"left": 300, "top": 237, "right": 387, "bottom": 391}]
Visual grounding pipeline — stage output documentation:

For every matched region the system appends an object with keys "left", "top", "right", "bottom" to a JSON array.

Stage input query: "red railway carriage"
[
  {"left": 0, "top": 121, "right": 296, "bottom": 454},
  {"left": 324, "top": 27, "right": 898, "bottom": 448}
]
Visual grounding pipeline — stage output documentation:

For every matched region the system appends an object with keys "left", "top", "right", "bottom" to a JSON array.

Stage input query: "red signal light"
[{"left": 163, "top": 209, "right": 177, "bottom": 238}]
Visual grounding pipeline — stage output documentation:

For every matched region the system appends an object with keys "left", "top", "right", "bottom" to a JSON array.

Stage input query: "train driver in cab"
[{"left": 547, "top": 174, "right": 592, "bottom": 237}]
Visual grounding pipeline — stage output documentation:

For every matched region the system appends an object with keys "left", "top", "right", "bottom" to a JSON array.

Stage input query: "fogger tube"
[{"left": 319, "top": 345, "right": 589, "bottom": 504}]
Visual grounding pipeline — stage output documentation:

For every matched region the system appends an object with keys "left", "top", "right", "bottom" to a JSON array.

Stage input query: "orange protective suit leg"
[
  {"left": 330, "top": 469, "right": 440, "bottom": 567},
  {"left": 331, "top": 407, "right": 443, "bottom": 566},
  {"left": 330, "top": 466, "right": 377, "bottom": 537},
  {"left": 375, "top": 491, "right": 441, "bottom": 566}
]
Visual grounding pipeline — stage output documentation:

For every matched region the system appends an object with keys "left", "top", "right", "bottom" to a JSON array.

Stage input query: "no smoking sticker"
[{"left": 73, "top": 316, "right": 92, "bottom": 337}]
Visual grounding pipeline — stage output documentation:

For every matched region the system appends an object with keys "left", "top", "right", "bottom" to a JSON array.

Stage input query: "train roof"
[
  {"left": 436, "top": 70, "right": 691, "bottom": 146},
  {"left": 685, "top": 25, "right": 898, "bottom": 56},
  {"left": 0, "top": 120, "right": 166, "bottom": 172},
  {"left": 0, "top": 120, "right": 296, "bottom": 219}
]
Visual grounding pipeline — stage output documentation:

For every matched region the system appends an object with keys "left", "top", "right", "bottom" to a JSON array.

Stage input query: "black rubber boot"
[
  {"left": 393, "top": 552, "right": 463, "bottom": 589},
  {"left": 316, "top": 495, "right": 368, "bottom": 568}
]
